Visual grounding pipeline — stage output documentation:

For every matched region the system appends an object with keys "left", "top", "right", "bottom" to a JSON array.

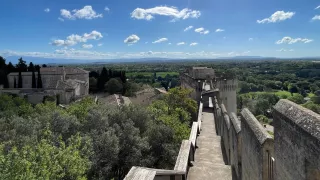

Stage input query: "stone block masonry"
[{"left": 273, "top": 99, "right": 320, "bottom": 180}]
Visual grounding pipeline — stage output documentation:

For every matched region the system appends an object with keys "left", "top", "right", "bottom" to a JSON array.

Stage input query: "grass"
[{"left": 127, "top": 72, "right": 179, "bottom": 78}]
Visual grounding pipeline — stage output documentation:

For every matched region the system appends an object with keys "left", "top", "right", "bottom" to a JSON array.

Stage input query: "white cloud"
[
  {"left": 257, "top": 11, "right": 295, "bottom": 24},
  {"left": 51, "top": 30, "right": 103, "bottom": 46},
  {"left": 177, "top": 42, "right": 185, "bottom": 45},
  {"left": 145, "top": 42, "right": 148, "bottom": 44},
  {"left": 58, "top": 17, "right": 64, "bottom": 22},
  {"left": 249, "top": 38, "right": 254, "bottom": 41},
  {"left": 152, "top": 38, "right": 168, "bottom": 43},
  {"left": 184, "top": 26, "right": 193, "bottom": 31},
  {"left": 131, "top": 6, "right": 201, "bottom": 21},
  {"left": 195, "top": 27, "right": 210, "bottom": 34},
  {"left": 51, "top": 40, "right": 65, "bottom": 46},
  {"left": 60, "top": 6, "right": 103, "bottom": 20},
  {"left": 243, "top": 51, "right": 251, "bottom": 54},
  {"left": 97, "top": 43, "right": 103, "bottom": 46},
  {"left": 277, "top": 49, "right": 294, "bottom": 52},
  {"left": 315, "top": 5, "right": 320, "bottom": 9},
  {"left": 104, "top": 7, "right": 110, "bottom": 12},
  {"left": 44, "top": 8, "right": 50, "bottom": 13},
  {"left": 312, "top": 15, "right": 320, "bottom": 21},
  {"left": 215, "top": 29, "right": 225, "bottom": 32},
  {"left": 168, "top": 43, "right": 172, "bottom": 45},
  {"left": 82, "top": 44, "right": 93, "bottom": 49},
  {"left": 228, "top": 52, "right": 235, "bottom": 55},
  {"left": 195, "top": 27, "right": 204, "bottom": 32},
  {"left": 190, "top": 42, "right": 198, "bottom": 46},
  {"left": 276, "top": 37, "right": 313, "bottom": 44},
  {"left": 124, "top": 34, "right": 140, "bottom": 44}
]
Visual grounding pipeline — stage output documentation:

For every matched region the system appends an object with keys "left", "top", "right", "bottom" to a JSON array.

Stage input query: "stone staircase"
[{"left": 187, "top": 108, "right": 232, "bottom": 180}]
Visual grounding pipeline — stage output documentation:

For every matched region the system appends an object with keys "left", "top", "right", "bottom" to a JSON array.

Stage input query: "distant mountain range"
[{"left": 4, "top": 55, "right": 320, "bottom": 65}]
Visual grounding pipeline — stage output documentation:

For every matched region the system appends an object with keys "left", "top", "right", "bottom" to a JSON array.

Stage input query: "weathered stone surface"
[
  {"left": 174, "top": 140, "right": 192, "bottom": 173},
  {"left": 124, "top": 166, "right": 156, "bottom": 180},
  {"left": 229, "top": 112, "right": 242, "bottom": 180},
  {"left": 187, "top": 108, "right": 232, "bottom": 180},
  {"left": 241, "top": 108, "right": 274, "bottom": 180},
  {"left": 230, "top": 113, "right": 241, "bottom": 134},
  {"left": 189, "top": 122, "right": 199, "bottom": 148},
  {"left": 273, "top": 99, "right": 320, "bottom": 180}
]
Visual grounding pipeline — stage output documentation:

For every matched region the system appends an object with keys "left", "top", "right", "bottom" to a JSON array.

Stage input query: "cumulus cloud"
[
  {"left": 215, "top": 29, "right": 225, "bottom": 32},
  {"left": 60, "top": 6, "right": 103, "bottom": 20},
  {"left": 51, "top": 30, "right": 103, "bottom": 46},
  {"left": 104, "top": 7, "right": 110, "bottom": 12},
  {"left": 195, "top": 27, "right": 210, "bottom": 34},
  {"left": 44, "top": 8, "right": 50, "bottom": 13},
  {"left": 190, "top": 42, "right": 198, "bottom": 46},
  {"left": 97, "top": 43, "right": 103, "bottom": 47},
  {"left": 168, "top": 43, "right": 172, "bottom": 45},
  {"left": 177, "top": 42, "right": 185, "bottom": 45},
  {"left": 312, "top": 15, "right": 320, "bottom": 21},
  {"left": 82, "top": 44, "right": 93, "bottom": 49},
  {"left": 152, "top": 38, "right": 168, "bottom": 43},
  {"left": 184, "top": 26, "right": 193, "bottom": 31},
  {"left": 124, "top": 34, "right": 140, "bottom": 44},
  {"left": 131, "top": 6, "right": 200, "bottom": 21},
  {"left": 58, "top": 17, "right": 64, "bottom": 22},
  {"left": 276, "top": 37, "right": 313, "bottom": 44},
  {"left": 316, "top": 5, "right": 320, "bottom": 9},
  {"left": 249, "top": 38, "right": 254, "bottom": 41},
  {"left": 257, "top": 11, "right": 295, "bottom": 23}
]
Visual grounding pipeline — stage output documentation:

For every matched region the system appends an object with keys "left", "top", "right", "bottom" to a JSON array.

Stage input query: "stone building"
[
  {"left": 4, "top": 67, "right": 89, "bottom": 104},
  {"left": 180, "top": 67, "right": 238, "bottom": 114}
]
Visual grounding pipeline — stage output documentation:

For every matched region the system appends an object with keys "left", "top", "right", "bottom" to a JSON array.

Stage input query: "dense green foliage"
[{"left": 0, "top": 87, "right": 197, "bottom": 180}]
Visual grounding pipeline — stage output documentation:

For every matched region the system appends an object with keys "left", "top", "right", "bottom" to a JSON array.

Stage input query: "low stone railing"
[{"left": 124, "top": 102, "right": 204, "bottom": 180}]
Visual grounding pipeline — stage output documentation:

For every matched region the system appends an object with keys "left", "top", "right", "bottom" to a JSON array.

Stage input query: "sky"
[{"left": 0, "top": 0, "right": 320, "bottom": 60}]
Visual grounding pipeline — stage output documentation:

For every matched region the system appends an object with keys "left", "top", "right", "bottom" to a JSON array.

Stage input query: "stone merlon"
[{"left": 273, "top": 99, "right": 320, "bottom": 141}]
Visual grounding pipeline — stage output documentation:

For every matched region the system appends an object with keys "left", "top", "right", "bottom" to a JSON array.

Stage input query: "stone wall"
[
  {"left": 229, "top": 112, "right": 241, "bottom": 180},
  {"left": 221, "top": 104, "right": 231, "bottom": 165},
  {"left": 179, "top": 73, "right": 202, "bottom": 101},
  {"left": 240, "top": 108, "right": 274, "bottom": 180},
  {"left": 273, "top": 100, "right": 320, "bottom": 180},
  {"left": 214, "top": 79, "right": 237, "bottom": 114}
]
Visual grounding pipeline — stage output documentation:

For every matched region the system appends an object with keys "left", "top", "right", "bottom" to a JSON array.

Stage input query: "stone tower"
[{"left": 180, "top": 67, "right": 238, "bottom": 114}]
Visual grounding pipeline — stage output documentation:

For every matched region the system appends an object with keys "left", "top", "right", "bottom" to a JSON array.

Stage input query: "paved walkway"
[{"left": 187, "top": 108, "right": 232, "bottom": 180}]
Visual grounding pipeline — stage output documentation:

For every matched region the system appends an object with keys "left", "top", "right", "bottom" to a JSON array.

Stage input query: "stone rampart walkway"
[{"left": 187, "top": 108, "right": 232, "bottom": 180}]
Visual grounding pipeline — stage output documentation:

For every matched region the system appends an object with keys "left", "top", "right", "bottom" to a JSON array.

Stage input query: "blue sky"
[{"left": 0, "top": 0, "right": 320, "bottom": 60}]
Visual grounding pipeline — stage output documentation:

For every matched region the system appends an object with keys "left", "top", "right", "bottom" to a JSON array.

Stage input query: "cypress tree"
[
  {"left": 37, "top": 69, "right": 43, "bottom": 88},
  {"left": 18, "top": 71, "right": 22, "bottom": 88},
  {"left": 14, "top": 77, "right": 16, "bottom": 88},
  {"left": 32, "top": 70, "right": 36, "bottom": 88},
  {"left": 4, "top": 72, "right": 9, "bottom": 88}
]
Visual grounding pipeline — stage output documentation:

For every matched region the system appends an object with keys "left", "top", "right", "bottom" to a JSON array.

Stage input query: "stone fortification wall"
[
  {"left": 229, "top": 112, "right": 241, "bottom": 180},
  {"left": 240, "top": 108, "right": 274, "bottom": 180},
  {"left": 179, "top": 73, "right": 202, "bottom": 101},
  {"left": 273, "top": 100, "right": 320, "bottom": 180},
  {"left": 221, "top": 104, "right": 231, "bottom": 165},
  {"left": 214, "top": 79, "right": 237, "bottom": 114},
  {"left": 188, "top": 67, "right": 215, "bottom": 80}
]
